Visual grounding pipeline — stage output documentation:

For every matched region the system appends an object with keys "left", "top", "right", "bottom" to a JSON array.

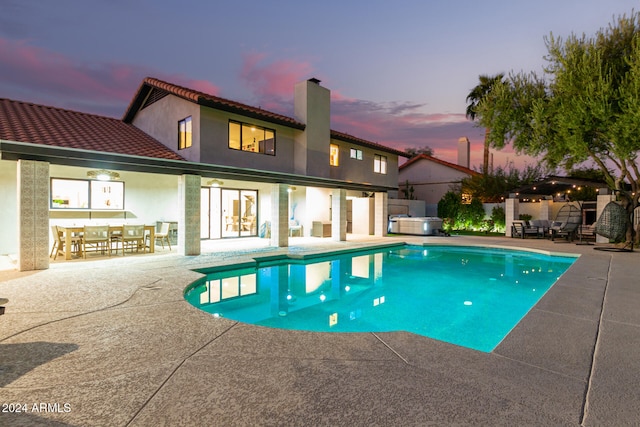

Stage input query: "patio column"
[
  {"left": 17, "top": 159, "right": 50, "bottom": 271},
  {"left": 539, "top": 199, "right": 551, "bottom": 221},
  {"left": 178, "top": 174, "right": 201, "bottom": 256},
  {"left": 331, "top": 188, "right": 347, "bottom": 241},
  {"left": 596, "top": 188, "right": 615, "bottom": 244},
  {"left": 374, "top": 192, "right": 388, "bottom": 237},
  {"left": 271, "top": 184, "right": 288, "bottom": 247},
  {"left": 505, "top": 195, "right": 519, "bottom": 237},
  {"left": 331, "top": 188, "right": 347, "bottom": 242}
]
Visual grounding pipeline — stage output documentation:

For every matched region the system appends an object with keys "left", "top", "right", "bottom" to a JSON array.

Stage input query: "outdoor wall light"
[
  {"left": 207, "top": 179, "right": 224, "bottom": 187},
  {"left": 87, "top": 169, "right": 120, "bottom": 181},
  {"left": 287, "top": 186, "right": 297, "bottom": 193}
]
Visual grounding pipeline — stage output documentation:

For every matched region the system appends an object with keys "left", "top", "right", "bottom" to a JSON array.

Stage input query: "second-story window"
[
  {"left": 178, "top": 116, "right": 192, "bottom": 150},
  {"left": 228, "top": 120, "right": 275, "bottom": 155},
  {"left": 374, "top": 154, "right": 387, "bottom": 174},
  {"left": 330, "top": 144, "right": 340, "bottom": 166},
  {"left": 350, "top": 148, "right": 363, "bottom": 160}
]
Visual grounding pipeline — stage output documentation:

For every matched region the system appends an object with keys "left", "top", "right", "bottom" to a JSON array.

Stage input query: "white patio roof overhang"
[{"left": 1, "top": 139, "right": 397, "bottom": 193}]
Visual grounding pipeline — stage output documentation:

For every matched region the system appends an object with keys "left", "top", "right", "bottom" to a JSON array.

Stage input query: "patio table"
[{"left": 58, "top": 225, "right": 155, "bottom": 260}]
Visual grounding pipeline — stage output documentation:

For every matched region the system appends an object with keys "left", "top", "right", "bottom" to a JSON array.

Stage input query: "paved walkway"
[{"left": 0, "top": 235, "right": 639, "bottom": 426}]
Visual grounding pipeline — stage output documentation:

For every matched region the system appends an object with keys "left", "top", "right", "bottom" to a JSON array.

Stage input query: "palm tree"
[{"left": 466, "top": 73, "right": 504, "bottom": 174}]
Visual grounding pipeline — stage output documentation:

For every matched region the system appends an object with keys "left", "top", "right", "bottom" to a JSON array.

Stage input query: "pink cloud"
[
  {"left": 184, "top": 79, "right": 220, "bottom": 96},
  {"left": 240, "top": 52, "right": 313, "bottom": 100},
  {"left": 0, "top": 38, "right": 219, "bottom": 117},
  {"left": 0, "top": 39, "right": 537, "bottom": 170}
]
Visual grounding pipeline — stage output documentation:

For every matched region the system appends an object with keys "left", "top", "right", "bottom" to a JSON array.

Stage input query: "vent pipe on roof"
[{"left": 458, "top": 137, "right": 470, "bottom": 169}]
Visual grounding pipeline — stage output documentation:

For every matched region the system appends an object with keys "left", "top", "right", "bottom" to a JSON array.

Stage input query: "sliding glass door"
[{"left": 201, "top": 187, "right": 257, "bottom": 239}]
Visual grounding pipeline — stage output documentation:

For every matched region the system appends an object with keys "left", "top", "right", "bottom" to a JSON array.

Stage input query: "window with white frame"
[
  {"left": 350, "top": 148, "right": 363, "bottom": 160},
  {"left": 374, "top": 154, "right": 387, "bottom": 174}
]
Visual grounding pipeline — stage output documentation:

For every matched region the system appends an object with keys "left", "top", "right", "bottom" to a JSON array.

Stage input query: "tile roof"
[
  {"left": 0, "top": 98, "right": 184, "bottom": 161},
  {"left": 330, "top": 130, "right": 409, "bottom": 157},
  {"left": 400, "top": 154, "right": 479, "bottom": 175},
  {"left": 125, "top": 77, "right": 409, "bottom": 157},
  {"left": 123, "top": 77, "right": 306, "bottom": 129}
]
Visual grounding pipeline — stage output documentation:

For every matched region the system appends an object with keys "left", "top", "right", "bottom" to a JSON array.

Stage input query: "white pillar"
[
  {"left": 271, "top": 184, "right": 288, "bottom": 247},
  {"left": 505, "top": 196, "right": 519, "bottom": 237},
  {"left": 331, "top": 188, "right": 347, "bottom": 241},
  {"left": 179, "top": 174, "right": 201, "bottom": 256},
  {"left": 374, "top": 192, "right": 388, "bottom": 237},
  {"left": 539, "top": 199, "right": 550, "bottom": 221},
  {"left": 17, "top": 160, "right": 50, "bottom": 271}
]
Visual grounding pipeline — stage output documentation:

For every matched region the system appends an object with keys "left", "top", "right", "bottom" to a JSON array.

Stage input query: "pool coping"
[{"left": 0, "top": 235, "right": 638, "bottom": 425}]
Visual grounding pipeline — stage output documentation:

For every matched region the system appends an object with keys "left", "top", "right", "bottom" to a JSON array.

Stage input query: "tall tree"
[
  {"left": 466, "top": 73, "right": 505, "bottom": 174},
  {"left": 477, "top": 12, "right": 640, "bottom": 246},
  {"left": 460, "top": 162, "right": 547, "bottom": 203},
  {"left": 405, "top": 145, "right": 434, "bottom": 158}
]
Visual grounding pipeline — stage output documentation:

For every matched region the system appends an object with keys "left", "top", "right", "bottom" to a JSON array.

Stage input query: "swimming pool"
[{"left": 185, "top": 245, "right": 577, "bottom": 352}]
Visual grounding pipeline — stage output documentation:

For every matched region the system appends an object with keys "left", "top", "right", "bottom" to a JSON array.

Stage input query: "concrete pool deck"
[{"left": 0, "top": 235, "right": 639, "bottom": 426}]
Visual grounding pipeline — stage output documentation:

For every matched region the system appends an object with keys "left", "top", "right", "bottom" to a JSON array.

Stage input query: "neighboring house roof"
[
  {"left": 124, "top": 77, "right": 408, "bottom": 157},
  {"left": 0, "top": 98, "right": 184, "bottom": 161},
  {"left": 399, "top": 154, "right": 479, "bottom": 175}
]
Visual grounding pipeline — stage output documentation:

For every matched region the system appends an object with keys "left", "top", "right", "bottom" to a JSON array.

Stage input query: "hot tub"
[{"left": 388, "top": 215, "right": 443, "bottom": 236}]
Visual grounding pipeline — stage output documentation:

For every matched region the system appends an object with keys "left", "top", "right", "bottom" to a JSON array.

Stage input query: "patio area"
[{"left": 1, "top": 234, "right": 639, "bottom": 426}]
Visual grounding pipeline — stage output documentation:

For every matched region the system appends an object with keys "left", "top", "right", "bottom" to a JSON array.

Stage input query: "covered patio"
[{"left": 1, "top": 141, "right": 393, "bottom": 271}]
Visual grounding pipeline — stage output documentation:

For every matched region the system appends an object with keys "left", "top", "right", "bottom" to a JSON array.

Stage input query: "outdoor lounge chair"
[
  {"left": 550, "top": 204, "right": 582, "bottom": 242},
  {"left": 511, "top": 220, "right": 541, "bottom": 238},
  {"left": 577, "top": 223, "right": 597, "bottom": 242}
]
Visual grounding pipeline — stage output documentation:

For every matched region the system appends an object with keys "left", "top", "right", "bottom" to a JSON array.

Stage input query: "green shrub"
[
  {"left": 438, "top": 191, "right": 488, "bottom": 231},
  {"left": 491, "top": 205, "right": 506, "bottom": 232}
]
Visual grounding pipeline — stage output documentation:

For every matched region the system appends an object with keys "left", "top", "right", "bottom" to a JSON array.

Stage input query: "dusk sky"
[{"left": 1, "top": 0, "right": 638, "bottom": 170}]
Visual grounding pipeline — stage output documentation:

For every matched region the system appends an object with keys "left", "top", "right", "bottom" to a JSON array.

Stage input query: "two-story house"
[{"left": 1, "top": 77, "right": 406, "bottom": 271}]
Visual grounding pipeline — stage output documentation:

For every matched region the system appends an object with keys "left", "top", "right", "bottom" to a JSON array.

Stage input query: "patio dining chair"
[
  {"left": 120, "top": 224, "right": 146, "bottom": 255},
  {"left": 289, "top": 219, "right": 303, "bottom": 237},
  {"left": 50, "top": 225, "right": 82, "bottom": 260},
  {"left": 82, "top": 225, "right": 111, "bottom": 258},
  {"left": 149, "top": 222, "right": 171, "bottom": 250}
]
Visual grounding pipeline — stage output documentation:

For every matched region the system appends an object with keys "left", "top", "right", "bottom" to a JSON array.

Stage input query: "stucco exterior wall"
[
  {"left": 199, "top": 107, "right": 297, "bottom": 173},
  {"left": 131, "top": 95, "right": 201, "bottom": 163},
  {"left": 1, "top": 160, "right": 18, "bottom": 255},
  {"left": 399, "top": 159, "right": 471, "bottom": 205},
  {"left": 328, "top": 139, "right": 399, "bottom": 189},
  {"left": 294, "top": 80, "right": 331, "bottom": 178}
]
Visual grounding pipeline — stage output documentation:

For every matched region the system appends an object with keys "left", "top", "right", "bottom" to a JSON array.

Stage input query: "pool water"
[{"left": 185, "top": 245, "right": 577, "bottom": 352}]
